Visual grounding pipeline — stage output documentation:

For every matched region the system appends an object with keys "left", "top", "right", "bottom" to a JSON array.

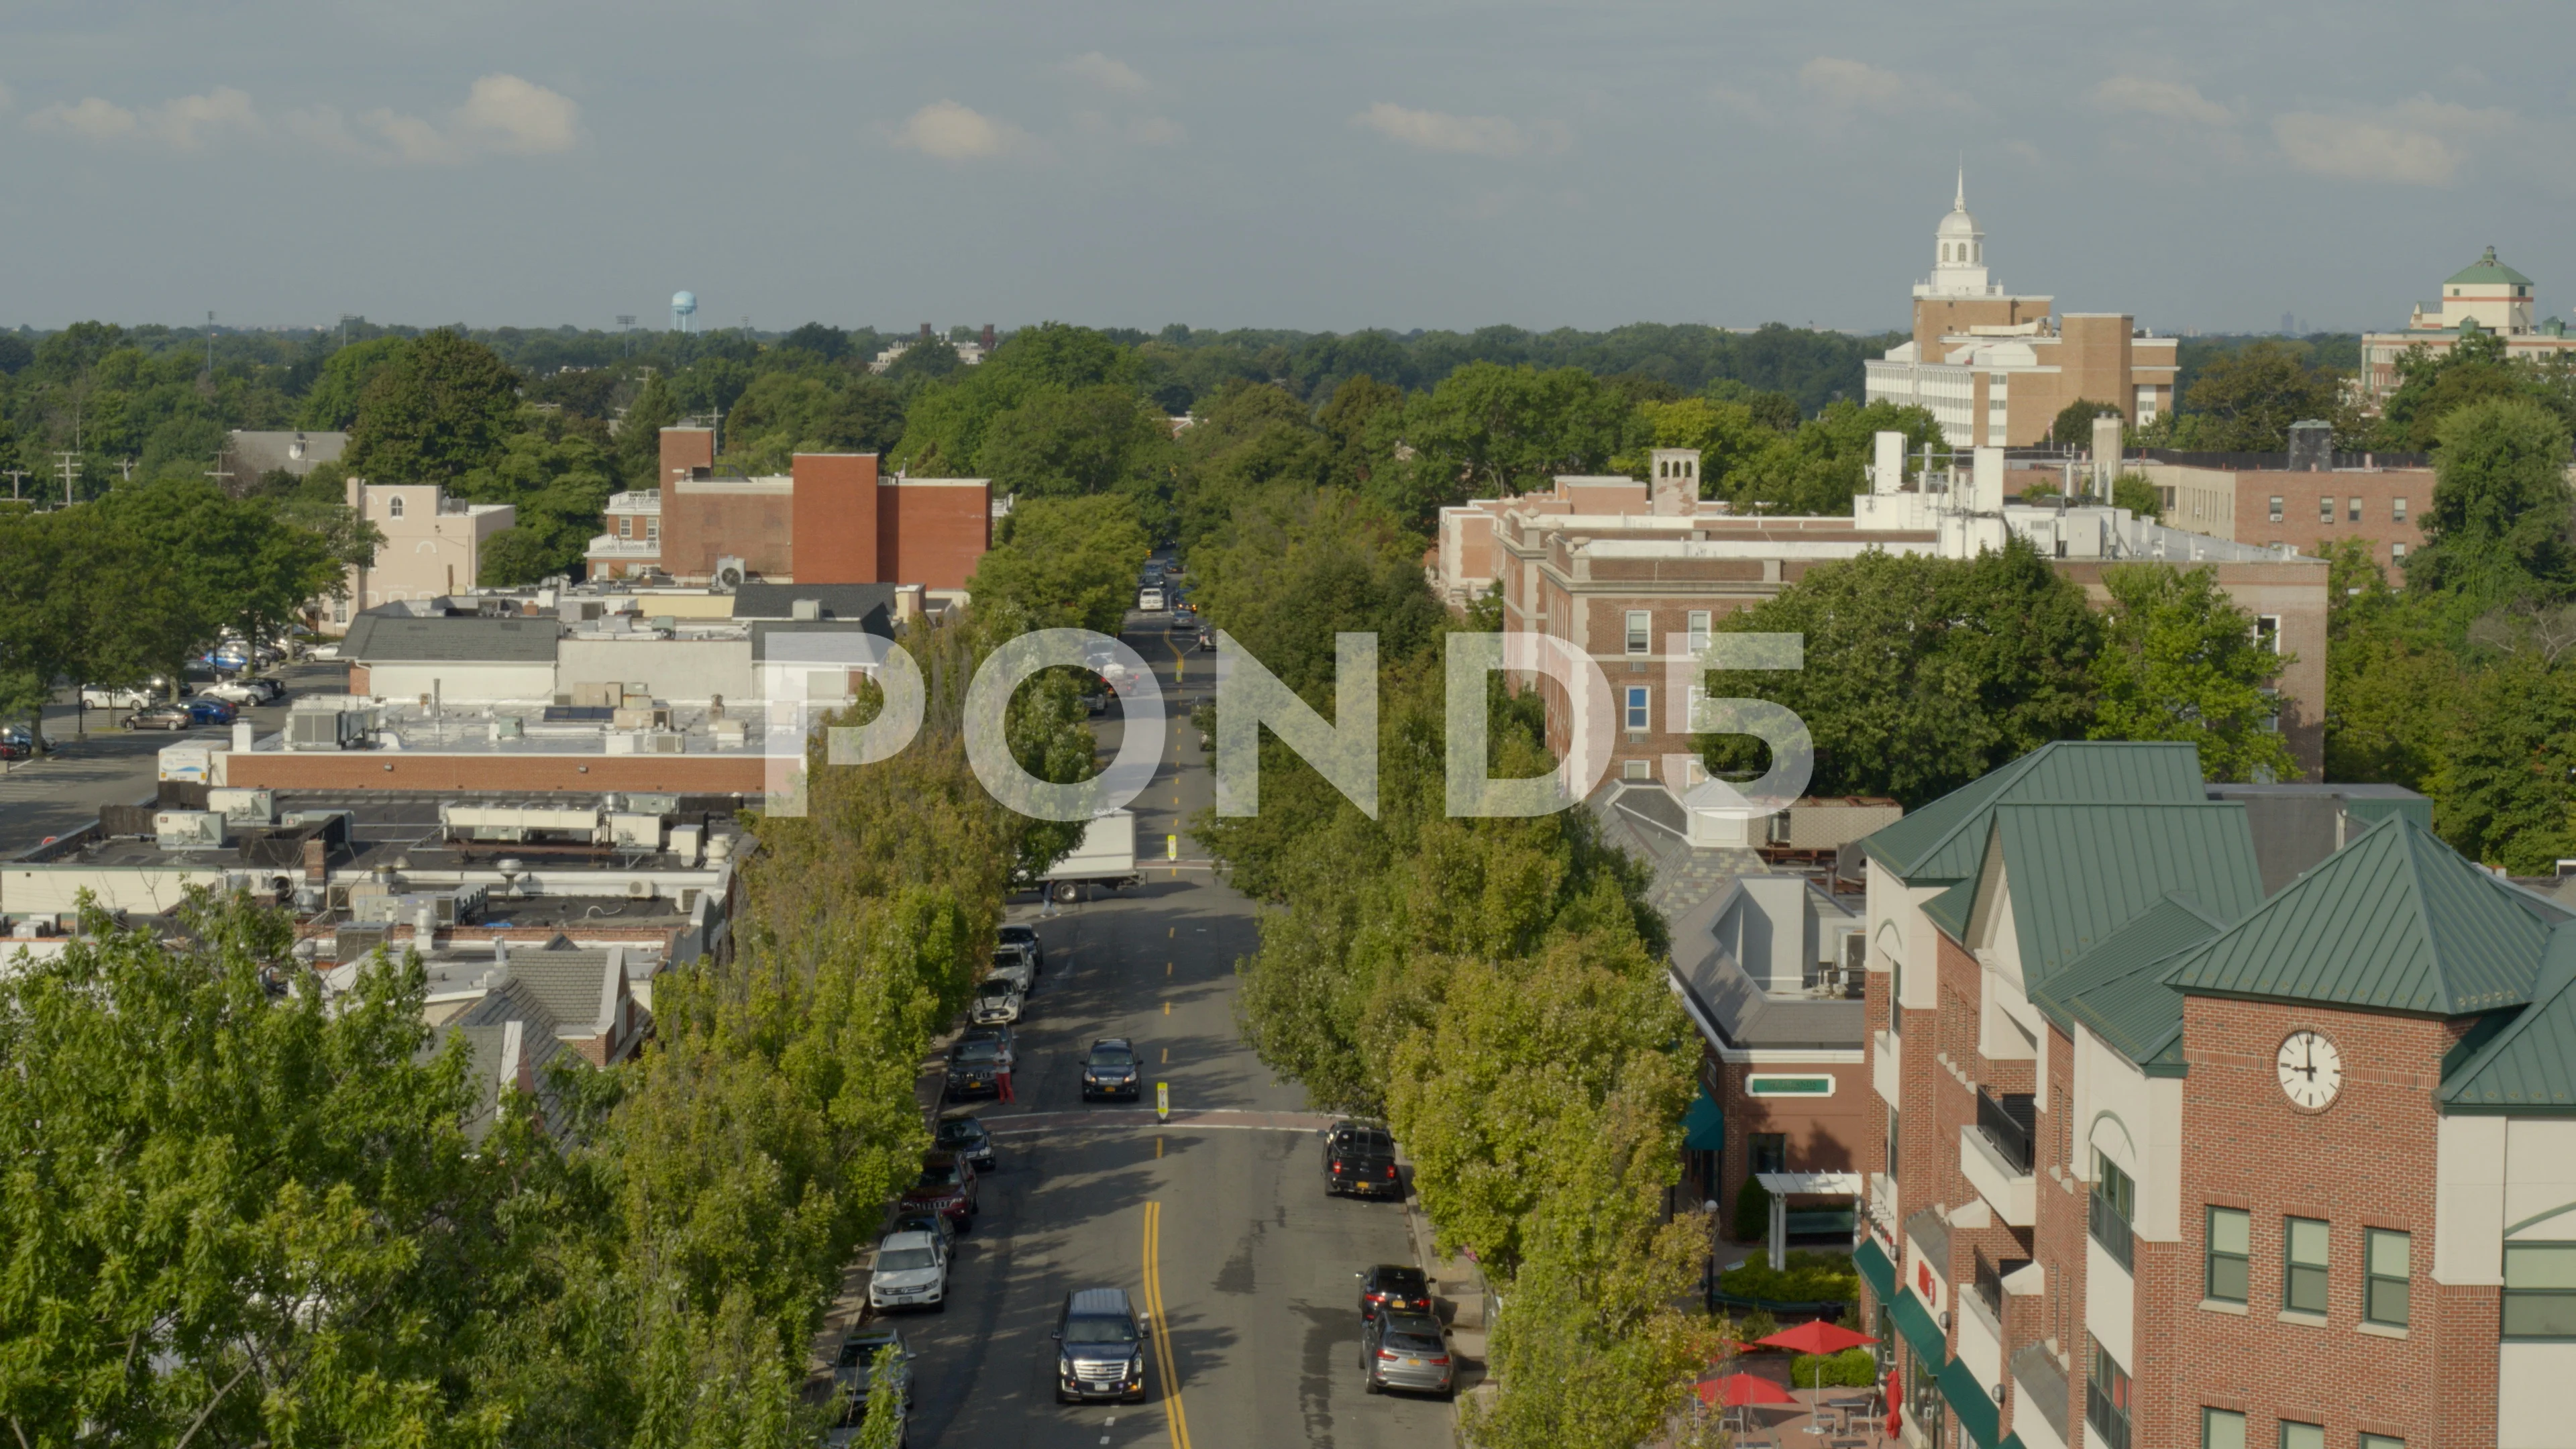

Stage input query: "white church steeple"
[{"left": 1923, "top": 168, "right": 1994, "bottom": 298}]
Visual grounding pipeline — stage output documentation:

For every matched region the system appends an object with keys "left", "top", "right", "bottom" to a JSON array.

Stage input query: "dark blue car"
[{"left": 186, "top": 698, "right": 237, "bottom": 726}]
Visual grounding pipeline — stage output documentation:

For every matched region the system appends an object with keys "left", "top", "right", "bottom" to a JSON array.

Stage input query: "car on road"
[
  {"left": 87, "top": 684, "right": 184, "bottom": 709},
  {"left": 1360, "top": 1311, "right": 1455, "bottom": 1399},
  {"left": 901, "top": 1150, "right": 979, "bottom": 1226},
  {"left": 184, "top": 698, "right": 237, "bottom": 727},
  {"left": 934, "top": 1114, "right": 996, "bottom": 1171},
  {"left": 1080, "top": 1038, "right": 1141, "bottom": 1102},
  {"left": 944, "top": 1036, "right": 1010, "bottom": 1100},
  {"left": 1356, "top": 1264, "right": 1434, "bottom": 1323},
  {"left": 985, "top": 948, "right": 1034, "bottom": 996},
  {"left": 866, "top": 1230, "right": 951, "bottom": 1313},
  {"left": 1166, "top": 612, "right": 1196, "bottom": 634},
  {"left": 830, "top": 1325, "right": 914, "bottom": 1447},
  {"left": 1052, "top": 1287, "right": 1150, "bottom": 1405},
  {"left": 970, "top": 979, "right": 1023, "bottom": 1026},
  {"left": 1324, "top": 1121, "right": 1403, "bottom": 1198},
  {"left": 886, "top": 1207, "right": 956, "bottom": 1256},
  {"left": 203, "top": 676, "right": 284, "bottom": 705},
  {"left": 996, "top": 922, "right": 1044, "bottom": 971},
  {"left": 0, "top": 727, "right": 56, "bottom": 760},
  {"left": 122, "top": 704, "right": 196, "bottom": 732},
  {"left": 305, "top": 643, "right": 341, "bottom": 661}
]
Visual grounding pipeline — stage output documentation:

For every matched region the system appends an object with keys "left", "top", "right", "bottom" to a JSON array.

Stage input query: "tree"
[
  {"left": 2407, "top": 397, "right": 2575, "bottom": 606},
  {"left": 298, "top": 335, "right": 413, "bottom": 430},
  {"left": 881, "top": 337, "right": 963, "bottom": 386},
  {"left": 2051, "top": 398, "right": 2123, "bottom": 447},
  {"left": 1171, "top": 381, "right": 1332, "bottom": 553},
  {"left": 972, "top": 384, "right": 1178, "bottom": 529},
  {"left": 1698, "top": 539, "right": 2099, "bottom": 805},
  {"left": 2112, "top": 471, "right": 2163, "bottom": 521},
  {"left": 344, "top": 329, "right": 523, "bottom": 485},
  {"left": 777, "top": 322, "right": 851, "bottom": 363},
  {"left": 2432, "top": 655, "right": 2576, "bottom": 871},
  {"left": 0, "top": 508, "right": 186, "bottom": 744},
  {"left": 1316, "top": 372, "right": 1407, "bottom": 491},
  {"left": 2320, "top": 538, "right": 2463, "bottom": 790},
  {"left": 1192, "top": 485, "right": 1442, "bottom": 704},
  {"left": 965, "top": 494, "right": 1150, "bottom": 635},
  {"left": 2088, "top": 564, "right": 2299, "bottom": 782},
  {"left": 2177, "top": 341, "right": 2345, "bottom": 451},
  {"left": 1387, "top": 362, "right": 1640, "bottom": 527},
  {"left": 619, "top": 370, "right": 683, "bottom": 487}
]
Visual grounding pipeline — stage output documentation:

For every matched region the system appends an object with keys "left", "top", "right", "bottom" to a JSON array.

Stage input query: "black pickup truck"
[{"left": 1323, "top": 1121, "right": 1403, "bottom": 1198}]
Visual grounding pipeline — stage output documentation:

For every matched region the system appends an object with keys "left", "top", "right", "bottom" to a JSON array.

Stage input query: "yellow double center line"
[{"left": 1141, "top": 1200, "right": 1192, "bottom": 1449}]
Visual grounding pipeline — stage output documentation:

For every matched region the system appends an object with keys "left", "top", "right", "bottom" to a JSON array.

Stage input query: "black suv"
[
  {"left": 996, "top": 922, "right": 1044, "bottom": 971},
  {"left": 1081, "top": 1038, "right": 1141, "bottom": 1102},
  {"left": 1324, "top": 1121, "right": 1401, "bottom": 1197},
  {"left": 1357, "top": 1264, "right": 1432, "bottom": 1322},
  {"left": 1053, "top": 1287, "right": 1148, "bottom": 1403}
]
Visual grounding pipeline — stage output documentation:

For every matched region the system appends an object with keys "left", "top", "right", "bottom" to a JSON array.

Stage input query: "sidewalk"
[{"left": 1400, "top": 1181, "right": 1492, "bottom": 1427}]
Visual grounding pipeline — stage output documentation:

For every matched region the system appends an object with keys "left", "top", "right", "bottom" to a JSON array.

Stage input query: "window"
[
  {"left": 1624, "top": 686, "right": 1650, "bottom": 732},
  {"left": 388, "top": 494, "right": 406, "bottom": 520},
  {"left": 2268, "top": 495, "right": 2284, "bottom": 523},
  {"left": 1625, "top": 610, "right": 1651, "bottom": 655},
  {"left": 2317, "top": 495, "right": 2333, "bottom": 523},
  {"left": 2207, "top": 1207, "right": 2251, "bottom": 1303},
  {"left": 646, "top": 517, "right": 659, "bottom": 541},
  {"left": 2392, "top": 496, "right": 2408, "bottom": 523},
  {"left": 1623, "top": 758, "right": 1652, "bottom": 781},
  {"left": 2349, "top": 496, "right": 2363, "bottom": 522},
  {"left": 332, "top": 595, "right": 348, "bottom": 625},
  {"left": 618, "top": 516, "right": 631, "bottom": 538},
  {"left": 2253, "top": 616, "right": 2280, "bottom": 653},
  {"left": 2204, "top": 1408, "right": 2247, "bottom": 1449},
  {"left": 1750, "top": 1133, "right": 1787, "bottom": 1175},
  {"left": 1885, "top": 1107, "right": 1900, "bottom": 1180},
  {"left": 1746, "top": 1075, "right": 1833, "bottom": 1096},
  {"left": 2359, "top": 1436, "right": 2404, "bottom": 1449},
  {"left": 2365, "top": 1229, "right": 2410, "bottom": 1327},
  {"left": 2086, "top": 1338, "right": 2133, "bottom": 1449},
  {"left": 2279, "top": 1421, "right": 2323, "bottom": 1449},
  {"left": 2504, "top": 1243, "right": 2576, "bottom": 1338},
  {"left": 2392, "top": 542, "right": 2408, "bottom": 561},
  {"left": 2284, "top": 1217, "right": 2329, "bottom": 1315},
  {"left": 1687, "top": 610, "right": 1712, "bottom": 654},
  {"left": 2091, "top": 1154, "right": 2136, "bottom": 1271}
]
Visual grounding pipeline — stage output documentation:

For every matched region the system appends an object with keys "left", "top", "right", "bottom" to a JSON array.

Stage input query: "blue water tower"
[{"left": 671, "top": 290, "right": 698, "bottom": 333}]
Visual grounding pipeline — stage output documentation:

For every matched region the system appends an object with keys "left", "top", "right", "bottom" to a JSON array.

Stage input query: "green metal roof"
[
  {"left": 1980, "top": 803, "right": 2265, "bottom": 1004},
  {"left": 1939, "top": 1354, "right": 2001, "bottom": 1448},
  {"left": 2033, "top": 896, "right": 2231, "bottom": 1074},
  {"left": 1923, "top": 877, "right": 1978, "bottom": 941},
  {"left": 1855, "top": 1237, "right": 1898, "bottom": 1305},
  {"left": 2441, "top": 924, "right": 2576, "bottom": 1112},
  {"left": 2447, "top": 247, "right": 2534, "bottom": 287},
  {"left": 2165, "top": 818, "right": 2557, "bottom": 1016},
  {"left": 1859, "top": 742, "right": 2208, "bottom": 885},
  {"left": 1892, "top": 1288, "right": 1945, "bottom": 1362}
]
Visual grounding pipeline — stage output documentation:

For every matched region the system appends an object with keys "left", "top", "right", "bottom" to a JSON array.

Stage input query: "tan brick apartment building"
[
  {"left": 336, "top": 479, "right": 517, "bottom": 623},
  {"left": 1849, "top": 743, "right": 2576, "bottom": 1449},
  {"left": 588, "top": 426, "right": 993, "bottom": 588},
  {"left": 1434, "top": 448, "right": 2330, "bottom": 787},
  {"left": 1866, "top": 174, "right": 2179, "bottom": 447},
  {"left": 2135, "top": 441, "right": 2432, "bottom": 573}
]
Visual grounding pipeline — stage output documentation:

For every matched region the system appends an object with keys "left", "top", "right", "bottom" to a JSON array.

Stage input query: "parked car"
[
  {"left": 831, "top": 1325, "right": 914, "bottom": 1447},
  {"left": 985, "top": 949, "right": 1034, "bottom": 997},
  {"left": 996, "top": 922, "right": 1044, "bottom": 971},
  {"left": 1324, "top": 1121, "right": 1403, "bottom": 1198},
  {"left": 122, "top": 704, "right": 195, "bottom": 732},
  {"left": 971, "top": 980, "right": 1023, "bottom": 1026},
  {"left": 867, "top": 1230, "right": 951, "bottom": 1313},
  {"left": 0, "top": 726, "right": 55, "bottom": 760},
  {"left": 1080, "top": 1038, "right": 1141, "bottom": 1102},
  {"left": 943, "top": 1036, "right": 1010, "bottom": 1101},
  {"left": 900, "top": 1150, "right": 979, "bottom": 1227},
  {"left": 85, "top": 683, "right": 183, "bottom": 709},
  {"left": 204, "top": 676, "right": 284, "bottom": 705},
  {"left": 934, "top": 1114, "right": 996, "bottom": 1171},
  {"left": 885, "top": 1207, "right": 956, "bottom": 1256},
  {"left": 1360, "top": 1311, "right": 1455, "bottom": 1399},
  {"left": 1052, "top": 1288, "right": 1149, "bottom": 1405},
  {"left": 184, "top": 698, "right": 237, "bottom": 727},
  {"left": 305, "top": 643, "right": 341, "bottom": 661},
  {"left": 1357, "top": 1264, "right": 1433, "bottom": 1323}
]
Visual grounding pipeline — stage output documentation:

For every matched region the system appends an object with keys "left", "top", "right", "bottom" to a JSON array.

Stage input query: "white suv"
[{"left": 867, "top": 1230, "right": 950, "bottom": 1312}]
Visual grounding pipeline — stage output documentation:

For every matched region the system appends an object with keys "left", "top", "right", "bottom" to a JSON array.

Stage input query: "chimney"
[
  {"left": 918, "top": 323, "right": 934, "bottom": 341},
  {"left": 1648, "top": 448, "right": 1699, "bottom": 515},
  {"left": 231, "top": 720, "right": 255, "bottom": 753},
  {"left": 1872, "top": 431, "right": 1906, "bottom": 496},
  {"left": 979, "top": 323, "right": 996, "bottom": 350},
  {"left": 1971, "top": 447, "right": 2006, "bottom": 513},
  {"left": 896, "top": 584, "right": 925, "bottom": 624},
  {"left": 2090, "top": 414, "right": 2125, "bottom": 498},
  {"left": 302, "top": 837, "right": 328, "bottom": 884}
]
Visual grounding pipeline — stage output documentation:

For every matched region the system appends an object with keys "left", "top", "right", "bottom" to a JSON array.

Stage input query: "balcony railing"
[
  {"left": 1972, "top": 1254, "right": 2007, "bottom": 1324},
  {"left": 1976, "top": 1088, "right": 2036, "bottom": 1175},
  {"left": 2089, "top": 1187, "right": 2135, "bottom": 1273}
]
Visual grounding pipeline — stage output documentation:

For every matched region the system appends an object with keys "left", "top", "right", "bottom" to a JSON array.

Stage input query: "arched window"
[{"left": 388, "top": 494, "right": 405, "bottom": 519}]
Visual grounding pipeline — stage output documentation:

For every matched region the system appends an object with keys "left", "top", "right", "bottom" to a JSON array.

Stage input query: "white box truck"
[{"left": 1037, "top": 810, "right": 1140, "bottom": 903}]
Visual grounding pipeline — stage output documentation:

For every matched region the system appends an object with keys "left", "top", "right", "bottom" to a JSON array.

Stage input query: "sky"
[{"left": 3, "top": 0, "right": 2571, "bottom": 338}]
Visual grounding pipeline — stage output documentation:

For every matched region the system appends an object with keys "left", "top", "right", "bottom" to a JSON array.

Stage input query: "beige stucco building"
[
  {"left": 334, "top": 480, "right": 517, "bottom": 627},
  {"left": 2360, "top": 247, "right": 2576, "bottom": 405}
]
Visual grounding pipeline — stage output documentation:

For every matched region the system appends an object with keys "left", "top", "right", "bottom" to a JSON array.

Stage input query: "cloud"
[
  {"left": 1798, "top": 57, "right": 1972, "bottom": 115},
  {"left": 894, "top": 100, "right": 1029, "bottom": 161},
  {"left": 32, "top": 87, "right": 263, "bottom": 150},
  {"left": 2091, "top": 76, "right": 2233, "bottom": 129},
  {"left": 1063, "top": 52, "right": 1148, "bottom": 97},
  {"left": 1352, "top": 102, "right": 1563, "bottom": 158},
  {"left": 28, "top": 74, "right": 578, "bottom": 165},
  {"left": 2271, "top": 96, "right": 2512, "bottom": 185},
  {"left": 1707, "top": 85, "right": 1771, "bottom": 127}
]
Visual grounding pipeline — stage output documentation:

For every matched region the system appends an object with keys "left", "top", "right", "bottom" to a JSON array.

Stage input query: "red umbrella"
[
  {"left": 1758, "top": 1321, "right": 1878, "bottom": 1356},
  {"left": 1699, "top": 1373, "right": 1797, "bottom": 1408}
]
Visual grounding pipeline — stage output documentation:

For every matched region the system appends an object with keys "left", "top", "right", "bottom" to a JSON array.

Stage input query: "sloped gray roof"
[
  {"left": 733, "top": 583, "right": 898, "bottom": 623},
  {"left": 429, "top": 977, "right": 573, "bottom": 1142},
  {"left": 501, "top": 945, "right": 619, "bottom": 1034},
  {"left": 343, "top": 612, "right": 561, "bottom": 663},
  {"left": 1859, "top": 742, "right": 2206, "bottom": 885}
]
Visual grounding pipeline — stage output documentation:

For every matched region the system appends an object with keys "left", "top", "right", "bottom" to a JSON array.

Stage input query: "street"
[{"left": 880, "top": 619, "right": 1460, "bottom": 1449}]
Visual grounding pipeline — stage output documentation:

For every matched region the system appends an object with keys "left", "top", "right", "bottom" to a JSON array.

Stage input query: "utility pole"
[
  {"left": 616, "top": 315, "right": 635, "bottom": 358},
  {"left": 205, "top": 311, "right": 217, "bottom": 376},
  {"left": 205, "top": 462, "right": 236, "bottom": 494},
  {"left": 54, "top": 451, "right": 78, "bottom": 506},
  {"left": 2, "top": 468, "right": 25, "bottom": 502}
]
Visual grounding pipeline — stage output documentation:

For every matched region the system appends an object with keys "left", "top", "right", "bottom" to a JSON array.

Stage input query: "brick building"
[
  {"left": 587, "top": 427, "right": 991, "bottom": 588},
  {"left": 337, "top": 479, "right": 516, "bottom": 625},
  {"left": 1848, "top": 743, "right": 2576, "bottom": 1449},
  {"left": 1433, "top": 445, "right": 2330, "bottom": 790},
  {"left": 1865, "top": 173, "right": 2180, "bottom": 446},
  {"left": 2360, "top": 248, "right": 2576, "bottom": 406},
  {"left": 2135, "top": 439, "right": 2433, "bottom": 574}
]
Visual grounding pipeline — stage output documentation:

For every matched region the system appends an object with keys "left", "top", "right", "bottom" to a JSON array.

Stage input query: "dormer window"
[{"left": 388, "top": 494, "right": 405, "bottom": 520}]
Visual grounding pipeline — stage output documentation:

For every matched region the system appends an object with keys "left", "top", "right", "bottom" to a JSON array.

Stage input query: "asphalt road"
[{"left": 886, "top": 618, "right": 1457, "bottom": 1449}]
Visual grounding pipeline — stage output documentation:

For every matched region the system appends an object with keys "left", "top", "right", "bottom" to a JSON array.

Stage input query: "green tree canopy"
[
  {"left": 2174, "top": 341, "right": 2346, "bottom": 451},
  {"left": 965, "top": 494, "right": 1150, "bottom": 635},
  {"left": 2051, "top": 398, "right": 2123, "bottom": 447},
  {"left": 2408, "top": 396, "right": 2575, "bottom": 608},
  {"left": 344, "top": 329, "right": 523, "bottom": 486},
  {"left": 1387, "top": 362, "right": 1640, "bottom": 525},
  {"left": 1191, "top": 486, "right": 1442, "bottom": 705},
  {"left": 2086, "top": 563, "right": 2299, "bottom": 782},
  {"left": 298, "top": 335, "right": 413, "bottom": 430}
]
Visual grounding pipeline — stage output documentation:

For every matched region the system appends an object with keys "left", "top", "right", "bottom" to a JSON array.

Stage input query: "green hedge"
[
  {"left": 1734, "top": 1176, "right": 1772, "bottom": 1242},
  {"left": 1717, "top": 1250, "right": 1861, "bottom": 1305},
  {"left": 1789, "top": 1347, "right": 1880, "bottom": 1389}
]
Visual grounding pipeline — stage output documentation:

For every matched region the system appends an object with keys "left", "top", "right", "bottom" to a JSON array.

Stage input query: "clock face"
[{"left": 2276, "top": 1030, "right": 2344, "bottom": 1110}]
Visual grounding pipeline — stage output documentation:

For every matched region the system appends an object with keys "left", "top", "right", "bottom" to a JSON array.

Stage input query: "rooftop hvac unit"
[
  {"left": 154, "top": 811, "right": 229, "bottom": 849},
  {"left": 349, "top": 885, "right": 489, "bottom": 928},
  {"left": 608, "top": 812, "right": 664, "bottom": 851},
  {"left": 621, "top": 792, "right": 682, "bottom": 816},
  {"left": 627, "top": 877, "right": 654, "bottom": 900},
  {"left": 440, "top": 802, "right": 604, "bottom": 843},
  {"left": 205, "top": 788, "right": 276, "bottom": 826},
  {"left": 641, "top": 732, "right": 685, "bottom": 755},
  {"left": 714, "top": 556, "right": 747, "bottom": 590},
  {"left": 287, "top": 708, "right": 367, "bottom": 751}
]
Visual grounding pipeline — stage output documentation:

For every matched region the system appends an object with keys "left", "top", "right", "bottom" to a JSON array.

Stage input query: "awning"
[
  {"left": 1892, "top": 1289, "right": 1946, "bottom": 1364},
  {"left": 1754, "top": 1171, "right": 1863, "bottom": 1195},
  {"left": 1854, "top": 1238, "right": 1897, "bottom": 1305},
  {"left": 2000, "top": 1437, "right": 2029, "bottom": 1449},
  {"left": 1938, "top": 1355, "right": 2000, "bottom": 1449},
  {"left": 1682, "top": 1085, "right": 1725, "bottom": 1151}
]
